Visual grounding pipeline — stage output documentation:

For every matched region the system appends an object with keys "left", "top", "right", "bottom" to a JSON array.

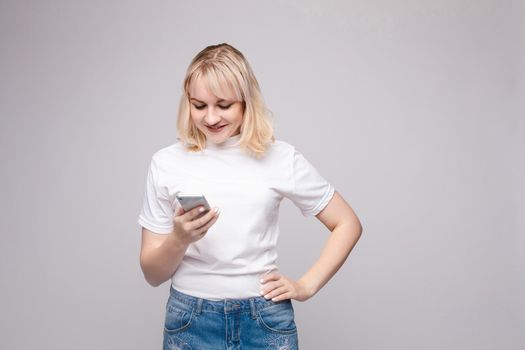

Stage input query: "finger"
[
  {"left": 195, "top": 212, "right": 220, "bottom": 236},
  {"left": 174, "top": 206, "right": 185, "bottom": 217},
  {"left": 263, "top": 286, "right": 290, "bottom": 300},
  {"left": 191, "top": 207, "right": 220, "bottom": 230},
  {"left": 172, "top": 207, "right": 186, "bottom": 226},
  {"left": 186, "top": 205, "right": 211, "bottom": 221},
  {"left": 260, "top": 280, "right": 284, "bottom": 295},
  {"left": 271, "top": 291, "right": 293, "bottom": 302},
  {"left": 260, "top": 272, "right": 281, "bottom": 284}
]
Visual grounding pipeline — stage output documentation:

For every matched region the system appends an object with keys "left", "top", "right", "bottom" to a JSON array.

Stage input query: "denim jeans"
[{"left": 163, "top": 287, "right": 299, "bottom": 350}]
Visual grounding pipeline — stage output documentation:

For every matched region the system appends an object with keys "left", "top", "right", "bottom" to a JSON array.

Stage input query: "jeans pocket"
[
  {"left": 164, "top": 298, "right": 194, "bottom": 334},
  {"left": 257, "top": 300, "right": 297, "bottom": 335}
]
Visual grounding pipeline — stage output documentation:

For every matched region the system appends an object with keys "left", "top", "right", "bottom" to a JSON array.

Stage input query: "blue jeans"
[{"left": 163, "top": 287, "right": 299, "bottom": 350}]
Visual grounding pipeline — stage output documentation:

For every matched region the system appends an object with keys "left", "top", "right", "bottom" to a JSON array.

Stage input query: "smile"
[{"left": 206, "top": 124, "right": 227, "bottom": 133}]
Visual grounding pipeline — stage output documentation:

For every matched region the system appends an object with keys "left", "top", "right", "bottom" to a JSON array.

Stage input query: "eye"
[
  {"left": 192, "top": 104, "right": 206, "bottom": 110},
  {"left": 218, "top": 104, "right": 232, "bottom": 110}
]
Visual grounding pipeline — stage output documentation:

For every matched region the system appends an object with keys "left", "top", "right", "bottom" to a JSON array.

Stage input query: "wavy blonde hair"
[{"left": 176, "top": 43, "right": 274, "bottom": 157}]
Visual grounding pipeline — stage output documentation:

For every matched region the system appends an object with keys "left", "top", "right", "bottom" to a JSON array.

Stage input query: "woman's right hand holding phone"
[
  {"left": 140, "top": 205, "right": 220, "bottom": 287},
  {"left": 171, "top": 206, "right": 220, "bottom": 246}
]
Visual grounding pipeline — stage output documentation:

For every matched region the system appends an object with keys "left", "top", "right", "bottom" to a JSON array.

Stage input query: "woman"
[{"left": 138, "top": 43, "right": 362, "bottom": 349}]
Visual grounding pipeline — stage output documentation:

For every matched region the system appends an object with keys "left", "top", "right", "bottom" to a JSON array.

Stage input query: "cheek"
[
  {"left": 189, "top": 111, "right": 200, "bottom": 124},
  {"left": 229, "top": 107, "right": 244, "bottom": 124}
]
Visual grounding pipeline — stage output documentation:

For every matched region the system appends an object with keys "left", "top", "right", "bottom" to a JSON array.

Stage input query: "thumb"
[{"left": 174, "top": 206, "right": 185, "bottom": 217}]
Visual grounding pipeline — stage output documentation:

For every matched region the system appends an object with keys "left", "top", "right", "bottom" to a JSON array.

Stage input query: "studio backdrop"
[{"left": 0, "top": 0, "right": 523, "bottom": 349}]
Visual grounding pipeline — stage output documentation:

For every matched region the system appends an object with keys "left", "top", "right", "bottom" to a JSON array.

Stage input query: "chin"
[{"left": 206, "top": 134, "right": 228, "bottom": 143}]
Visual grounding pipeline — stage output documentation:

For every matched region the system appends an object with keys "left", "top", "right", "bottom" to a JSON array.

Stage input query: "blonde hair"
[{"left": 176, "top": 43, "right": 274, "bottom": 157}]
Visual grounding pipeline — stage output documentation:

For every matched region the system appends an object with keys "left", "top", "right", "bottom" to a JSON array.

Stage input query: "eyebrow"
[{"left": 190, "top": 97, "right": 231, "bottom": 103}]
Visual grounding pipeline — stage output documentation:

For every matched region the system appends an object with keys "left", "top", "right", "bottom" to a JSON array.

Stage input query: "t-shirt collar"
[{"left": 205, "top": 133, "right": 242, "bottom": 150}]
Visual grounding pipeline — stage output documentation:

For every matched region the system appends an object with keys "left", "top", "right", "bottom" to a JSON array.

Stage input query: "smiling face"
[{"left": 188, "top": 76, "right": 244, "bottom": 145}]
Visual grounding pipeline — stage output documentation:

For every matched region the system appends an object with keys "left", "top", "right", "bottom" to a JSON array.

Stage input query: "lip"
[{"left": 206, "top": 124, "right": 227, "bottom": 133}]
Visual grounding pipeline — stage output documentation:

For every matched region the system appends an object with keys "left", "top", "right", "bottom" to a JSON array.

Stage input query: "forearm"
[
  {"left": 299, "top": 221, "right": 362, "bottom": 297},
  {"left": 140, "top": 235, "right": 189, "bottom": 287}
]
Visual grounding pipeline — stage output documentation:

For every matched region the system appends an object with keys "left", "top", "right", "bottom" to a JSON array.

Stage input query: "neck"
[{"left": 205, "top": 133, "right": 242, "bottom": 150}]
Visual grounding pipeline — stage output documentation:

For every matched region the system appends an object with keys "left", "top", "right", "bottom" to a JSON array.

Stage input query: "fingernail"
[
  {"left": 214, "top": 207, "right": 220, "bottom": 214},
  {"left": 259, "top": 279, "right": 264, "bottom": 283},
  {"left": 199, "top": 207, "right": 205, "bottom": 212},
  {"left": 259, "top": 291, "right": 264, "bottom": 295}
]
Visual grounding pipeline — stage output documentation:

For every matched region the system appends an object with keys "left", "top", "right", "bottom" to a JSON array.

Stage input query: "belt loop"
[
  {"left": 195, "top": 298, "right": 203, "bottom": 316},
  {"left": 250, "top": 298, "right": 257, "bottom": 320}
]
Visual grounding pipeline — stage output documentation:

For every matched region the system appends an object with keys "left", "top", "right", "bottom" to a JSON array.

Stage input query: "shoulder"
[
  {"left": 266, "top": 139, "right": 296, "bottom": 156},
  {"left": 150, "top": 140, "right": 186, "bottom": 166},
  {"left": 257, "top": 140, "right": 299, "bottom": 174},
  {"left": 152, "top": 140, "right": 184, "bottom": 162}
]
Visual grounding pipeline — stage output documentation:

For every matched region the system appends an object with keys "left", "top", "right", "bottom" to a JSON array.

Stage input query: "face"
[{"left": 189, "top": 76, "right": 244, "bottom": 145}]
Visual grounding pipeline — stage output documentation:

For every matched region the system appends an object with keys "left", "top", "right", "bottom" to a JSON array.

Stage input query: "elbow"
[
  {"left": 140, "top": 259, "right": 164, "bottom": 287},
  {"left": 338, "top": 216, "right": 363, "bottom": 238},
  {"left": 340, "top": 219, "right": 363, "bottom": 244},
  {"left": 145, "top": 275, "right": 163, "bottom": 287},
  {"left": 357, "top": 221, "right": 363, "bottom": 237},
  {"left": 142, "top": 268, "right": 165, "bottom": 287},
  {"left": 351, "top": 212, "right": 363, "bottom": 236},
  {"left": 353, "top": 221, "right": 363, "bottom": 242}
]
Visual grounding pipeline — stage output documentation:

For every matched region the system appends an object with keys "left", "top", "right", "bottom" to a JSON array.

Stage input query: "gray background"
[{"left": 1, "top": 0, "right": 523, "bottom": 349}]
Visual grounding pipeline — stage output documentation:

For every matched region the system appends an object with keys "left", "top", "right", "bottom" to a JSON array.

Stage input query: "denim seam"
[
  {"left": 249, "top": 298, "right": 257, "bottom": 320},
  {"left": 195, "top": 298, "right": 203, "bottom": 316},
  {"left": 163, "top": 308, "right": 195, "bottom": 334},
  {"left": 255, "top": 310, "right": 297, "bottom": 335}
]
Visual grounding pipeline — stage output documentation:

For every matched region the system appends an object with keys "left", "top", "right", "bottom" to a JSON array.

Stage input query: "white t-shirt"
[{"left": 137, "top": 134, "right": 335, "bottom": 300}]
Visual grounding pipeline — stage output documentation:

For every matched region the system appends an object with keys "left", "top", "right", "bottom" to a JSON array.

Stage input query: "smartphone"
[{"left": 175, "top": 193, "right": 211, "bottom": 218}]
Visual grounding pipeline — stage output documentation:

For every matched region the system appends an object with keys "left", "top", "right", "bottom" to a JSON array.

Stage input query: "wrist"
[
  {"left": 298, "top": 277, "right": 318, "bottom": 299},
  {"left": 165, "top": 232, "right": 190, "bottom": 252}
]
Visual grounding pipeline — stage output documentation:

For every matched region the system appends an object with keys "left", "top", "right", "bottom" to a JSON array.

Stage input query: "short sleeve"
[
  {"left": 137, "top": 157, "right": 174, "bottom": 234},
  {"left": 287, "top": 148, "right": 335, "bottom": 217}
]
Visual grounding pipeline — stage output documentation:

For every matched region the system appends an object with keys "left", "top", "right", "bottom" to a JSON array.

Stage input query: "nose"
[{"left": 204, "top": 106, "right": 221, "bottom": 125}]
